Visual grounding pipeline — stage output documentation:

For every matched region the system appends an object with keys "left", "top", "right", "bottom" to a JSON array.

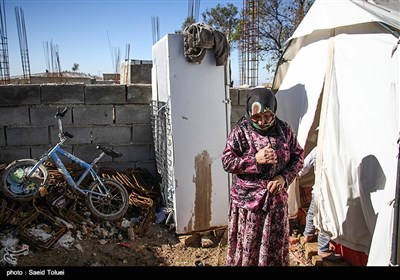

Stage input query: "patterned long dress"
[{"left": 221, "top": 116, "right": 304, "bottom": 266}]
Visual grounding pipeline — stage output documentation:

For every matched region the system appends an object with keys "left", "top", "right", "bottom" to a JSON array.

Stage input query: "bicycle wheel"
[
  {"left": 85, "top": 178, "right": 129, "bottom": 221},
  {"left": 1, "top": 159, "right": 48, "bottom": 201}
]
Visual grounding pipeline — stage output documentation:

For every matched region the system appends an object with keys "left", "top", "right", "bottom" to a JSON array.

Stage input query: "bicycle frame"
[
  {"left": 28, "top": 141, "right": 109, "bottom": 197},
  {"left": 0, "top": 107, "right": 129, "bottom": 221}
]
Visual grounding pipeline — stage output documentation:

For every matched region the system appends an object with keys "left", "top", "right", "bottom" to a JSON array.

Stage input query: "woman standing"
[{"left": 221, "top": 87, "right": 304, "bottom": 266}]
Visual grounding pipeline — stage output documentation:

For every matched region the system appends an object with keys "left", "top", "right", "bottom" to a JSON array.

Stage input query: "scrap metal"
[
  {"left": 0, "top": 161, "right": 160, "bottom": 249},
  {"left": 17, "top": 207, "right": 67, "bottom": 250},
  {"left": 3, "top": 244, "right": 30, "bottom": 266}
]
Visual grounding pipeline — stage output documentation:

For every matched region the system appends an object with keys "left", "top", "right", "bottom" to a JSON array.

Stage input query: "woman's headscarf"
[{"left": 246, "top": 87, "right": 278, "bottom": 135}]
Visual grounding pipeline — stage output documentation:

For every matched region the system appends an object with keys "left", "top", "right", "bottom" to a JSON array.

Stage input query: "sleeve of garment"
[
  {"left": 280, "top": 128, "right": 304, "bottom": 188},
  {"left": 221, "top": 127, "right": 260, "bottom": 174},
  {"left": 298, "top": 147, "right": 317, "bottom": 177}
]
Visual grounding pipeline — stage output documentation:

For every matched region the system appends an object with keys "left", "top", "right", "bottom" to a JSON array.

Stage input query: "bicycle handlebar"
[
  {"left": 55, "top": 107, "right": 74, "bottom": 139},
  {"left": 64, "top": 131, "right": 74, "bottom": 138},
  {"left": 96, "top": 145, "right": 122, "bottom": 158},
  {"left": 53, "top": 108, "right": 122, "bottom": 158},
  {"left": 55, "top": 107, "right": 68, "bottom": 118}
]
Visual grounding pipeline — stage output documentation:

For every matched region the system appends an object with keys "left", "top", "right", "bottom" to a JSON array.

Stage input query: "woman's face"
[{"left": 250, "top": 109, "right": 276, "bottom": 129}]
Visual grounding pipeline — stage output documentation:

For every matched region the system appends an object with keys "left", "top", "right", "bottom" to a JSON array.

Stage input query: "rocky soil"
[{"left": 0, "top": 220, "right": 312, "bottom": 270}]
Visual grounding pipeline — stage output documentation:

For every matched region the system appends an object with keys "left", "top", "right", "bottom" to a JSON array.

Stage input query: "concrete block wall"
[
  {"left": 130, "top": 64, "right": 152, "bottom": 84},
  {"left": 229, "top": 88, "right": 250, "bottom": 128},
  {"left": 0, "top": 84, "right": 155, "bottom": 175},
  {"left": 0, "top": 84, "right": 250, "bottom": 176}
]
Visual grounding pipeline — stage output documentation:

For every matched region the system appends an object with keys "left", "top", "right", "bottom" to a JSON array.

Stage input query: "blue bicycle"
[{"left": 0, "top": 107, "right": 129, "bottom": 221}]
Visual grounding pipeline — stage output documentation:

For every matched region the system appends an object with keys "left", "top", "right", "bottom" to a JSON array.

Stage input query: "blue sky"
[{"left": 4, "top": 0, "right": 273, "bottom": 85}]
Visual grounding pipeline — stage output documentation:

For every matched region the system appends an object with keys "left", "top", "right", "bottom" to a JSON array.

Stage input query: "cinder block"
[
  {"left": 85, "top": 85, "right": 126, "bottom": 104},
  {"left": 50, "top": 125, "right": 91, "bottom": 145},
  {"left": 0, "top": 107, "right": 30, "bottom": 125},
  {"left": 41, "top": 84, "right": 85, "bottom": 104},
  {"left": 115, "top": 105, "right": 151, "bottom": 124},
  {"left": 132, "top": 125, "right": 153, "bottom": 143},
  {"left": 72, "top": 145, "right": 108, "bottom": 163},
  {"left": 0, "top": 147, "right": 30, "bottom": 164},
  {"left": 231, "top": 106, "right": 245, "bottom": 124},
  {"left": 130, "top": 64, "right": 152, "bottom": 84},
  {"left": 238, "top": 88, "right": 251, "bottom": 106},
  {"left": 92, "top": 126, "right": 131, "bottom": 144},
  {"left": 30, "top": 106, "right": 72, "bottom": 126},
  {"left": 229, "top": 88, "right": 239, "bottom": 106},
  {"left": 134, "top": 161, "right": 157, "bottom": 176},
  {"left": 0, "top": 85, "right": 41, "bottom": 105},
  {"left": 127, "top": 84, "right": 152, "bottom": 104},
  {"left": 6, "top": 127, "right": 48, "bottom": 146},
  {"left": 229, "top": 122, "right": 237, "bottom": 132},
  {"left": 113, "top": 144, "right": 152, "bottom": 162},
  {"left": 73, "top": 105, "right": 114, "bottom": 125}
]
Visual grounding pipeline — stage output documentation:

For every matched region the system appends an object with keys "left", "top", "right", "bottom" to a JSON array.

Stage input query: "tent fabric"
[
  {"left": 273, "top": 0, "right": 400, "bottom": 266},
  {"left": 288, "top": 0, "right": 400, "bottom": 40}
]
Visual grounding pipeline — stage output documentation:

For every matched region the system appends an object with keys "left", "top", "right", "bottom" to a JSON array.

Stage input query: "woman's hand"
[
  {"left": 267, "top": 175, "right": 286, "bottom": 195},
  {"left": 255, "top": 143, "right": 277, "bottom": 164}
]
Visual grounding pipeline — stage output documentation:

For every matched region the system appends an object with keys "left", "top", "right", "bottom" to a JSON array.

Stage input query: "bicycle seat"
[{"left": 96, "top": 145, "right": 122, "bottom": 158}]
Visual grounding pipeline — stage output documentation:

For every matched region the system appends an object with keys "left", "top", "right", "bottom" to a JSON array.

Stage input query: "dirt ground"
[
  {"left": 7, "top": 223, "right": 228, "bottom": 267},
  {"left": 0, "top": 220, "right": 311, "bottom": 271}
]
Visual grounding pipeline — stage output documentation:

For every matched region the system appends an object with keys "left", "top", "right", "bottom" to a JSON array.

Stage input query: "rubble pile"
[{"left": 0, "top": 162, "right": 161, "bottom": 265}]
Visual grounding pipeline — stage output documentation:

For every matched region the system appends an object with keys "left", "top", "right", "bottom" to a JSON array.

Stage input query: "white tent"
[{"left": 272, "top": 0, "right": 400, "bottom": 266}]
